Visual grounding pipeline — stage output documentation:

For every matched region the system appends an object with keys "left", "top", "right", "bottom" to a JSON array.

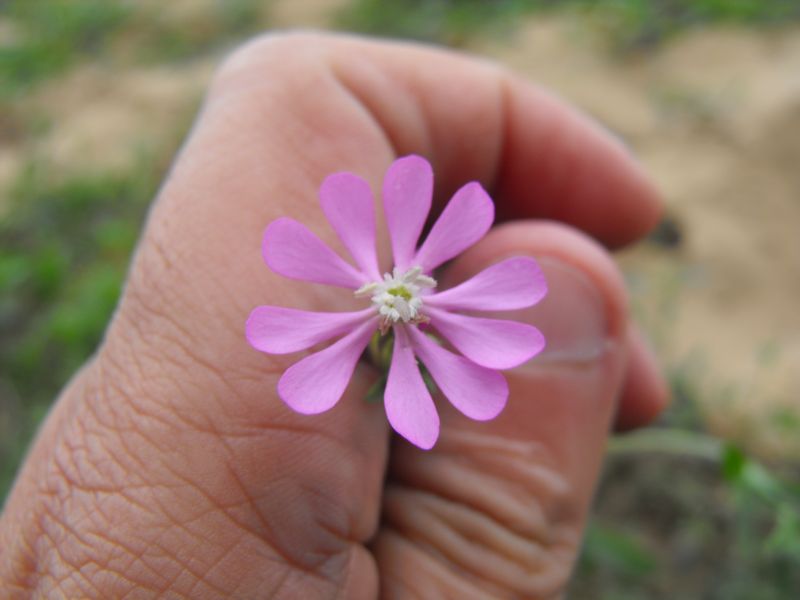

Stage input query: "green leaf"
[
  {"left": 722, "top": 443, "right": 747, "bottom": 482},
  {"left": 765, "top": 503, "right": 800, "bottom": 558},
  {"left": 582, "top": 523, "right": 657, "bottom": 578}
]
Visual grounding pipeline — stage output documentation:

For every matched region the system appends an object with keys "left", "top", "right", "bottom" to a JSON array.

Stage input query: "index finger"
[{"left": 216, "top": 33, "right": 661, "bottom": 248}]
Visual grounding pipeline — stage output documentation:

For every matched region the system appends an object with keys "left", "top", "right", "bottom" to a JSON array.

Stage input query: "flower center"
[{"left": 355, "top": 266, "right": 437, "bottom": 333}]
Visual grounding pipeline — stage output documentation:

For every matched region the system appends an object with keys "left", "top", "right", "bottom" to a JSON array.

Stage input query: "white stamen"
[{"left": 355, "top": 266, "right": 437, "bottom": 333}]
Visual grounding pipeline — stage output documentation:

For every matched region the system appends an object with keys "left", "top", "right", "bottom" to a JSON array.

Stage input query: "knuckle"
[{"left": 213, "top": 30, "right": 332, "bottom": 88}]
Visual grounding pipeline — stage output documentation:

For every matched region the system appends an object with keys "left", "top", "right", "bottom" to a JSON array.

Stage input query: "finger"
[
  {"left": 615, "top": 326, "right": 671, "bottom": 431},
  {"left": 374, "top": 221, "right": 632, "bottom": 597},
  {"left": 216, "top": 32, "right": 661, "bottom": 248}
]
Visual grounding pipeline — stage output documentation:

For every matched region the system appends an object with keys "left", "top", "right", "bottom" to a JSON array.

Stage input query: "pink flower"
[{"left": 246, "top": 156, "right": 547, "bottom": 449}]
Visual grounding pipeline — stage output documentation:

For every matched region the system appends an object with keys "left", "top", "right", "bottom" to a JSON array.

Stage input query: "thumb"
[{"left": 374, "top": 221, "right": 632, "bottom": 598}]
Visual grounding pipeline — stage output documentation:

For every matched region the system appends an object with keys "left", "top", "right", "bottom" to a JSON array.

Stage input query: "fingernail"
[{"left": 501, "top": 256, "right": 610, "bottom": 364}]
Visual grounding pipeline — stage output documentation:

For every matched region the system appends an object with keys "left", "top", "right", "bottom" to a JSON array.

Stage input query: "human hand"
[{"left": 0, "top": 33, "right": 667, "bottom": 598}]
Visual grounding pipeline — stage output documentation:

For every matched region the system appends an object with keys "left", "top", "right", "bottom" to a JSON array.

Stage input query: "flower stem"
[{"left": 367, "top": 329, "right": 394, "bottom": 371}]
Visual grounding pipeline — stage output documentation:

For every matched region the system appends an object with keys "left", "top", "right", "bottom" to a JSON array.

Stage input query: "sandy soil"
[
  {"left": 28, "top": 63, "right": 213, "bottom": 173},
  {"left": 1, "top": 2, "right": 797, "bottom": 456},
  {"left": 474, "top": 19, "right": 800, "bottom": 456}
]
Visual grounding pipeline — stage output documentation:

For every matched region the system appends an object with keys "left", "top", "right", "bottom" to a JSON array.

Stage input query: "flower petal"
[
  {"left": 408, "top": 326, "right": 508, "bottom": 421},
  {"left": 426, "top": 257, "right": 547, "bottom": 312},
  {"left": 383, "top": 155, "right": 433, "bottom": 271},
  {"left": 246, "top": 306, "right": 374, "bottom": 354},
  {"left": 277, "top": 319, "right": 375, "bottom": 414},
  {"left": 413, "top": 182, "right": 494, "bottom": 272},
  {"left": 262, "top": 217, "right": 366, "bottom": 288},
  {"left": 384, "top": 327, "right": 439, "bottom": 449},
  {"left": 427, "top": 307, "right": 545, "bottom": 370},
  {"left": 320, "top": 173, "right": 381, "bottom": 281}
]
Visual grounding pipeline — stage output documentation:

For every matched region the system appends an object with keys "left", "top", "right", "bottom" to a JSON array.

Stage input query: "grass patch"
[
  {"left": 337, "top": 0, "right": 529, "bottom": 46},
  {"left": 573, "top": 430, "right": 800, "bottom": 599},
  {"left": 126, "top": 0, "right": 265, "bottom": 63},
  {"left": 338, "top": 0, "right": 800, "bottom": 48},
  {"left": 0, "top": 0, "right": 265, "bottom": 98},
  {"left": 0, "top": 154, "right": 166, "bottom": 498},
  {"left": 0, "top": 0, "right": 131, "bottom": 96}
]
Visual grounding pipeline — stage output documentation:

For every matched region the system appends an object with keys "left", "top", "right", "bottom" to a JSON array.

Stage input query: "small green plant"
[{"left": 338, "top": 0, "right": 800, "bottom": 48}]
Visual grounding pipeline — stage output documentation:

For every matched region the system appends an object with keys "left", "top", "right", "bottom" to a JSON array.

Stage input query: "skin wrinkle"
[
  {"left": 133, "top": 369, "right": 239, "bottom": 437},
  {"left": 34, "top": 503, "right": 138, "bottom": 598},
  {"left": 63, "top": 557, "right": 145, "bottom": 597},
  {"left": 378, "top": 530, "right": 501, "bottom": 600},
  {"left": 205, "top": 468, "right": 352, "bottom": 583},
  {"left": 295, "top": 479, "right": 363, "bottom": 548},
  {"left": 383, "top": 487, "right": 575, "bottom": 595},
  {"left": 427, "top": 430, "right": 576, "bottom": 535},
  {"left": 0, "top": 534, "right": 37, "bottom": 596},
  {"left": 135, "top": 536, "right": 234, "bottom": 599},
  {"left": 80, "top": 527, "right": 161, "bottom": 589},
  {"left": 389, "top": 432, "right": 571, "bottom": 542},
  {"left": 100, "top": 334, "right": 222, "bottom": 437},
  {"left": 66, "top": 480, "right": 250, "bottom": 596},
  {"left": 427, "top": 494, "right": 577, "bottom": 576},
  {"left": 334, "top": 545, "right": 369, "bottom": 600},
  {"left": 391, "top": 455, "right": 554, "bottom": 544},
  {"left": 39, "top": 457, "right": 172, "bottom": 593},
  {"left": 132, "top": 518, "right": 241, "bottom": 595},
  {"left": 121, "top": 305, "right": 230, "bottom": 392},
  {"left": 141, "top": 432, "right": 359, "bottom": 585},
  {"left": 328, "top": 50, "right": 432, "bottom": 171},
  {"left": 142, "top": 462, "right": 312, "bottom": 573},
  {"left": 435, "top": 428, "right": 571, "bottom": 497},
  {"left": 382, "top": 527, "right": 569, "bottom": 600},
  {"left": 127, "top": 239, "right": 247, "bottom": 356},
  {"left": 92, "top": 363, "right": 224, "bottom": 477},
  {"left": 327, "top": 61, "right": 397, "bottom": 174},
  {"left": 59, "top": 407, "right": 153, "bottom": 496},
  {"left": 329, "top": 41, "right": 504, "bottom": 205},
  {"left": 152, "top": 462, "right": 358, "bottom": 592},
  {"left": 377, "top": 533, "right": 430, "bottom": 599},
  {"left": 103, "top": 307, "right": 290, "bottom": 444}
]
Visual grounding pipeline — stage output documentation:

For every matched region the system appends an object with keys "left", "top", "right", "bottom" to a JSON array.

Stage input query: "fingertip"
[
  {"left": 614, "top": 326, "right": 671, "bottom": 432},
  {"left": 495, "top": 79, "right": 664, "bottom": 248}
]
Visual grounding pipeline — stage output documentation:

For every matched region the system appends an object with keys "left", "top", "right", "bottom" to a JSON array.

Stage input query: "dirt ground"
[
  {"left": 2, "top": 1, "right": 797, "bottom": 456},
  {"left": 475, "top": 18, "right": 800, "bottom": 456}
]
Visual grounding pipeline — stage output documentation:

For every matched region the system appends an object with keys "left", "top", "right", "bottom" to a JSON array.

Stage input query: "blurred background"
[{"left": 1, "top": 0, "right": 798, "bottom": 597}]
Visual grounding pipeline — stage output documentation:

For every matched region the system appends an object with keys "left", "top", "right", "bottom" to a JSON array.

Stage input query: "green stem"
[{"left": 608, "top": 429, "right": 723, "bottom": 462}]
